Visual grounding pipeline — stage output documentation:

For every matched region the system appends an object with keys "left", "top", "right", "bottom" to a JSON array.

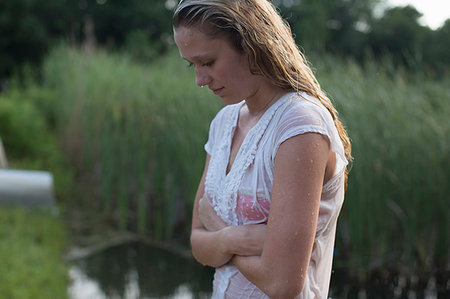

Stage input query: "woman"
[{"left": 173, "top": 0, "right": 352, "bottom": 298}]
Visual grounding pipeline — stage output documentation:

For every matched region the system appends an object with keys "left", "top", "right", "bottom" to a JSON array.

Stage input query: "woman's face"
[{"left": 174, "top": 25, "right": 262, "bottom": 105}]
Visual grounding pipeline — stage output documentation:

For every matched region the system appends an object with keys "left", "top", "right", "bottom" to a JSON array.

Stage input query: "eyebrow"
[{"left": 181, "top": 52, "right": 213, "bottom": 62}]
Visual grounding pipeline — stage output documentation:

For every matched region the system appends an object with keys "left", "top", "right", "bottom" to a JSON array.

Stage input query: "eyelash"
[{"left": 187, "top": 61, "right": 214, "bottom": 68}]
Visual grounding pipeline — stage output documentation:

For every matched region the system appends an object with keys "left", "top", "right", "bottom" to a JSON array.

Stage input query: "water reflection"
[
  {"left": 68, "top": 242, "right": 443, "bottom": 298},
  {"left": 68, "top": 242, "right": 213, "bottom": 298}
]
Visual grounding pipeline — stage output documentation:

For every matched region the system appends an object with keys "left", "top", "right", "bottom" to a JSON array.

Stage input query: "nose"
[{"left": 195, "top": 67, "right": 211, "bottom": 87}]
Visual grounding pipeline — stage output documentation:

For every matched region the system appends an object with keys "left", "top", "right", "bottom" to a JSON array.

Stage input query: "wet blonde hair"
[{"left": 174, "top": 0, "right": 352, "bottom": 185}]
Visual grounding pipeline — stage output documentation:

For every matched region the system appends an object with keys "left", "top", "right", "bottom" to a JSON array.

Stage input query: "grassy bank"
[
  {"left": 37, "top": 45, "right": 449, "bottom": 287},
  {"left": 0, "top": 207, "right": 68, "bottom": 298},
  {"left": 0, "top": 72, "right": 75, "bottom": 298}
]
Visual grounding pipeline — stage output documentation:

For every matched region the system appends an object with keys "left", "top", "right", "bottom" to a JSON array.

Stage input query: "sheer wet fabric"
[{"left": 204, "top": 92, "right": 347, "bottom": 298}]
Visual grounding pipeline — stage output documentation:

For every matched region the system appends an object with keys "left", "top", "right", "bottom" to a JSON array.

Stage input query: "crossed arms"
[{"left": 190, "top": 132, "right": 331, "bottom": 298}]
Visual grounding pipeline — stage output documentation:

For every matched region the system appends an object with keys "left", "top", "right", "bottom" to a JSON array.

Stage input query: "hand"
[
  {"left": 198, "top": 196, "right": 266, "bottom": 257},
  {"left": 198, "top": 196, "right": 227, "bottom": 231}
]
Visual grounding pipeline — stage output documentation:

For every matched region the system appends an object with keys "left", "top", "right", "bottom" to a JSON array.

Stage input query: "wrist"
[
  {"left": 221, "top": 226, "right": 246, "bottom": 255},
  {"left": 218, "top": 226, "right": 230, "bottom": 255},
  {"left": 219, "top": 226, "right": 238, "bottom": 255}
]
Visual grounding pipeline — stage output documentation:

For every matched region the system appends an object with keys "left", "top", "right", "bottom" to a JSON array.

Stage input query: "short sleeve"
[
  {"left": 272, "top": 96, "right": 348, "bottom": 174},
  {"left": 204, "top": 118, "right": 216, "bottom": 155},
  {"left": 204, "top": 106, "right": 228, "bottom": 155}
]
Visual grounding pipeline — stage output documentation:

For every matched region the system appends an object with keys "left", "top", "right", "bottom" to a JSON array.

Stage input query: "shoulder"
[
  {"left": 274, "top": 92, "right": 334, "bottom": 136},
  {"left": 271, "top": 92, "right": 348, "bottom": 171},
  {"left": 280, "top": 92, "right": 333, "bottom": 125},
  {"left": 269, "top": 92, "right": 339, "bottom": 159}
]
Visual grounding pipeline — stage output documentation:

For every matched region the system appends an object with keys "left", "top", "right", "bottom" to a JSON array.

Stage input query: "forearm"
[
  {"left": 232, "top": 255, "right": 303, "bottom": 298},
  {"left": 190, "top": 227, "right": 233, "bottom": 268},
  {"left": 232, "top": 255, "right": 265, "bottom": 287},
  {"left": 232, "top": 255, "right": 271, "bottom": 294},
  {"left": 191, "top": 223, "right": 266, "bottom": 267}
]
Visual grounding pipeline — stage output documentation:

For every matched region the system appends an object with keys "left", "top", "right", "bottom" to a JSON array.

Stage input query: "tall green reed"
[
  {"left": 42, "top": 46, "right": 448, "bottom": 282},
  {"left": 313, "top": 56, "right": 449, "bottom": 282},
  {"left": 43, "top": 46, "right": 221, "bottom": 239}
]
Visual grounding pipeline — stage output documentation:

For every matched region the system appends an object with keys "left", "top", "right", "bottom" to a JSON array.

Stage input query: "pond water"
[
  {"left": 67, "top": 242, "right": 443, "bottom": 299},
  {"left": 68, "top": 242, "right": 214, "bottom": 299}
]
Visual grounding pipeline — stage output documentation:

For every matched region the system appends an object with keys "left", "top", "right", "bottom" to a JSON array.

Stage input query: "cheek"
[
  {"left": 230, "top": 66, "right": 253, "bottom": 92},
  {"left": 225, "top": 57, "right": 251, "bottom": 83}
]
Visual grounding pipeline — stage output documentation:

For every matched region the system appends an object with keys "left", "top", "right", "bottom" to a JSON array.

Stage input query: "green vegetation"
[
  {"left": 42, "top": 46, "right": 222, "bottom": 240},
  {"left": 1, "top": 0, "right": 449, "bottom": 79},
  {"left": 0, "top": 71, "right": 73, "bottom": 298},
  {"left": 0, "top": 83, "right": 74, "bottom": 201},
  {"left": 314, "top": 56, "right": 449, "bottom": 285},
  {"left": 1, "top": 0, "right": 448, "bottom": 295},
  {"left": 37, "top": 45, "right": 449, "bottom": 285},
  {"left": 0, "top": 207, "right": 68, "bottom": 298},
  {"left": 0, "top": 45, "right": 448, "bottom": 293}
]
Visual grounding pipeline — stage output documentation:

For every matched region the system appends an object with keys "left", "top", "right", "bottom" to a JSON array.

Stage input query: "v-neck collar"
[
  {"left": 206, "top": 92, "right": 294, "bottom": 225},
  {"left": 224, "top": 92, "right": 292, "bottom": 178}
]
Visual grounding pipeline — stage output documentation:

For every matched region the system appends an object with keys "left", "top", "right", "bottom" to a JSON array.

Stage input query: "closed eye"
[{"left": 186, "top": 61, "right": 214, "bottom": 68}]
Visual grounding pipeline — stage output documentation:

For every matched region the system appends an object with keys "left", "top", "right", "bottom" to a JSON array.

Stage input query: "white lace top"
[{"left": 204, "top": 92, "right": 348, "bottom": 298}]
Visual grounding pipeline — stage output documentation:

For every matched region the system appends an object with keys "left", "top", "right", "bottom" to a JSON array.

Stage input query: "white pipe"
[{"left": 0, "top": 169, "right": 55, "bottom": 206}]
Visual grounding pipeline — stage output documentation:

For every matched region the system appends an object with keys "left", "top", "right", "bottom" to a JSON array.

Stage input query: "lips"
[{"left": 212, "top": 87, "right": 224, "bottom": 95}]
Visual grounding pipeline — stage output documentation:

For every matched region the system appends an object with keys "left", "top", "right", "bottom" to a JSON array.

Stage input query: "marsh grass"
[
  {"left": 42, "top": 46, "right": 448, "bottom": 284},
  {"left": 43, "top": 46, "right": 221, "bottom": 240},
  {"left": 313, "top": 56, "right": 449, "bottom": 285}
]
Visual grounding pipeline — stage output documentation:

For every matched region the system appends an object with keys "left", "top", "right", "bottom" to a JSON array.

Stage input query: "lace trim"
[{"left": 204, "top": 103, "right": 240, "bottom": 224}]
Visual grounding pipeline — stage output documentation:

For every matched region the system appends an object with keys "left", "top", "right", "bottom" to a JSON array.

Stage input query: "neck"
[{"left": 246, "top": 89, "right": 282, "bottom": 117}]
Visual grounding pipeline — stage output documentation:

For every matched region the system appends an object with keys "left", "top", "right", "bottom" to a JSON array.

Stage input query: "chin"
[{"left": 219, "top": 95, "right": 242, "bottom": 106}]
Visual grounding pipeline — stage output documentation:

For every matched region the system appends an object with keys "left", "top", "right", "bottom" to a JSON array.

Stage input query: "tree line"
[{"left": 1, "top": 0, "right": 449, "bottom": 80}]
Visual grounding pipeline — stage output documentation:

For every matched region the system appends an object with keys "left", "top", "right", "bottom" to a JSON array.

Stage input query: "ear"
[{"left": 242, "top": 48, "right": 259, "bottom": 75}]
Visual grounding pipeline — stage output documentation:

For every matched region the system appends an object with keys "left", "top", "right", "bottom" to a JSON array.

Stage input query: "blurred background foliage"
[
  {"left": 0, "top": 0, "right": 449, "bottom": 297},
  {"left": 0, "top": 0, "right": 449, "bottom": 81}
]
